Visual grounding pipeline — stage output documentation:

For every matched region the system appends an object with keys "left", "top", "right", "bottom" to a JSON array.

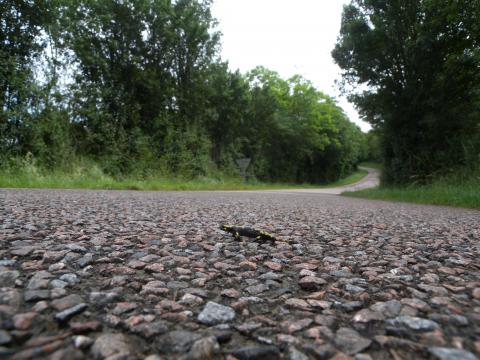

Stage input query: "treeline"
[
  {"left": 333, "top": 0, "right": 480, "bottom": 185},
  {"left": 1, "top": 0, "right": 367, "bottom": 183}
]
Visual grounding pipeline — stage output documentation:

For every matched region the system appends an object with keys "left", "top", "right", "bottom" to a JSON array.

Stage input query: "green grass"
[
  {"left": 0, "top": 167, "right": 368, "bottom": 191},
  {"left": 344, "top": 171, "right": 480, "bottom": 209}
]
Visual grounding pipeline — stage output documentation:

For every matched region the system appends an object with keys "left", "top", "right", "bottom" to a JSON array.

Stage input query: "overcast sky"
[{"left": 211, "top": 0, "right": 371, "bottom": 132}]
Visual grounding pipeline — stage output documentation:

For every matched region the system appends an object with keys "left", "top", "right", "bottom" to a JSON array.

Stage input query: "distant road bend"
[{"left": 254, "top": 166, "right": 381, "bottom": 195}]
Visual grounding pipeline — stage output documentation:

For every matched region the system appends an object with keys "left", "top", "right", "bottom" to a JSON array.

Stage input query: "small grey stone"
[
  {"left": 140, "top": 254, "right": 161, "bottom": 263},
  {"left": 0, "top": 330, "right": 12, "bottom": 345},
  {"left": 55, "top": 303, "right": 88, "bottom": 322},
  {"left": 330, "top": 270, "right": 353, "bottom": 278},
  {"left": 198, "top": 301, "right": 235, "bottom": 325},
  {"left": 187, "top": 336, "right": 220, "bottom": 360},
  {"left": 89, "top": 292, "right": 121, "bottom": 305},
  {"left": 91, "top": 333, "right": 131, "bottom": 359},
  {"left": 48, "top": 262, "right": 66, "bottom": 272},
  {"left": 418, "top": 284, "right": 449, "bottom": 296},
  {"left": 259, "top": 272, "right": 283, "bottom": 280},
  {"left": 0, "top": 288, "right": 21, "bottom": 309},
  {"left": 74, "top": 335, "right": 93, "bottom": 349},
  {"left": 167, "top": 281, "right": 189, "bottom": 290},
  {"left": 77, "top": 254, "right": 94, "bottom": 268},
  {"left": 334, "top": 327, "right": 372, "bottom": 355},
  {"left": 130, "top": 251, "right": 148, "bottom": 260},
  {"left": 232, "top": 346, "right": 280, "bottom": 360},
  {"left": 51, "top": 294, "right": 85, "bottom": 311},
  {"left": 345, "top": 284, "right": 365, "bottom": 294},
  {"left": 51, "top": 287, "right": 67, "bottom": 299},
  {"left": 11, "top": 246, "right": 35, "bottom": 256},
  {"left": 370, "top": 300, "right": 402, "bottom": 318},
  {"left": 245, "top": 283, "right": 269, "bottom": 295},
  {"left": 287, "top": 346, "right": 309, "bottom": 360},
  {"left": 428, "top": 347, "right": 478, "bottom": 360},
  {"left": 24, "top": 290, "right": 50, "bottom": 302},
  {"left": 130, "top": 321, "right": 169, "bottom": 338},
  {"left": 336, "top": 301, "right": 363, "bottom": 312},
  {"left": 386, "top": 316, "right": 439, "bottom": 332},
  {"left": 157, "top": 331, "right": 201, "bottom": 353},
  {"left": 179, "top": 293, "right": 204, "bottom": 306},
  {"left": 182, "top": 288, "right": 209, "bottom": 298},
  {"left": 0, "top": 260, "right": 16, "bottom": 267},
  {"left": 352, "top": 309, "right": 385, "bottom": 323},
  {"left": 50, "top": 279, "right": 68, "bottom": 289},
  {"left": 27, "top": 278, "right": 50, "bottom": 290},
  {"left": 239, "top": 296, "right": 264, "bottom": 303},
  {"left": 63, "top": 252, "right": 81, "bottom": 263},
  {"left": 59, "top": 273, "right": 79, "bottom": 285},
  {"left": 26, "top": 271, "right": 53, "bottom": 290},
  {"left": 430, "top": 314, "right": 469, "bottom": 327},
  {"left": 302, "top": 344, "right": 335, "bottom": 359},
  {"left": 299, "top": 276, "right": 327, "bottom": 291},
  {"left": 0, "top": 270, "right": 20, "bottom": 287},
  {"left": 144, "top": 355, "right": 163, "bottom": 360},
  {"left": 355, "top": 355, "right": 373, "bottom": 360},
  {"left": 65, "top": 244, "right": 88, "bottom": 253}
]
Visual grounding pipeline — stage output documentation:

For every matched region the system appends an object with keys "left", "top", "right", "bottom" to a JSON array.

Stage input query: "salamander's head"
[{"left": 220, "top": 224, "right": 233, "bottom": 231}]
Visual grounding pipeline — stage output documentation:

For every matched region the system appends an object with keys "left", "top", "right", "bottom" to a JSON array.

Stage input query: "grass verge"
[
  {"left": 0, "top": 168, "right": 368, "bottom": 191},
  {"left": 344, "top": 174, "right": 480, "bottom": 209}
]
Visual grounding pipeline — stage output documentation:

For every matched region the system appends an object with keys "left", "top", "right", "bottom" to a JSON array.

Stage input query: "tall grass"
[
  {"left": 0, "top": 156, "right": 368, "bottom": 191},
  {"left": 344, "top": 167, "right": 480, "bottom": 209}
]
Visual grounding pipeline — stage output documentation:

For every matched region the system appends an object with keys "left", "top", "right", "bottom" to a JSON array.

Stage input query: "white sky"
[{"left": 211, "top": 0, "right": 371, "bottom": 132}]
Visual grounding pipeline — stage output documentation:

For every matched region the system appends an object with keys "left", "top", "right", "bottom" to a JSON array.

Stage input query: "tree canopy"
[
  {"left": 333, "top": 0, "right": 480, "bottom": 184},
  {"left": 1, "top": 0, "right": 367, "bottom": 183}
]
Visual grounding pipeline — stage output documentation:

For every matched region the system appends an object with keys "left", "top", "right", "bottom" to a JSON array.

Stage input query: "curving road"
[
  {"left": 0, "top": 185, "right": 479, "bottom": 359},
  {"left": 258, "top": 166, "right": 380, "bottom": 195}
]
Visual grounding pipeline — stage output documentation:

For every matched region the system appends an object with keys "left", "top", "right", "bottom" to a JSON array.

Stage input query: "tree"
[
  {"left": 203, "top": 63, "right": 250, "bottom": 166},
  {"left": 333, "top": 0, "right": 480, "bottom": 184},
  {"left": 0, "top": 0, "right": 50, "bottom": 156},
  {"left": 63, "top": 0, "right": 220, "bottom": 174},
  {"left": 0, "top": 0, "right": 365, "bottom": 183},
  {"left": 244, "top": 67, "right": 362, "bottom": 183}
]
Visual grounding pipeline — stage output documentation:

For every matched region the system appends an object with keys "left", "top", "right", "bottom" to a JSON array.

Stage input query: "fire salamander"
[{"left": 220, "top": 224, "right": 276, "bottom": 244}]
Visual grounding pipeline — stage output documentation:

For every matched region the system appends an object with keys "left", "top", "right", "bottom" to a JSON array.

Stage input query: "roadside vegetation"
[
  {"left": 0, "top": 158, "right": 368, "bottom": 191},
  {"left": 1, "top": 0, "right": 368, "bottom": 189},
  {"left": 344, "top": 169, "right": 480, "bottom": 209},
  {"left": 334, "top": 1, "right": 480, "bottom": 208}
]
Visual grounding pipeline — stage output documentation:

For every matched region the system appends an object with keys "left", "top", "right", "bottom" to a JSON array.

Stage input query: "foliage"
[
  {"left": 1, "top": 0, "right": 365, "bottom": 185},
  {"left": 243, "top": 67, "right": 365, "bottom": 183},
  {"left": 0, "top": 0, "right": 50, "bottom": 155},
  {"left": 333, "top": 0, "right": 480, "bottom": 185},
  {"left": 344, "top": 167, "right": 480, "bottom": 209},
  {"left": 0, "top": 157, "right": 369, "bottom": 191},
  {"left": 363, "top": 130, "right": 382, "bottom": 163}
]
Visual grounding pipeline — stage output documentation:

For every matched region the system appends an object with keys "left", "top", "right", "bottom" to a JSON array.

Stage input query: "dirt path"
[{"left": 0, "top": 189, "right": 479, "bottom": 359}]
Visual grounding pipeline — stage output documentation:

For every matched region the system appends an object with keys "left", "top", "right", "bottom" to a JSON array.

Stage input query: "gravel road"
[{"left": 0, "top": 189, "right": 479, "bottom": 360}]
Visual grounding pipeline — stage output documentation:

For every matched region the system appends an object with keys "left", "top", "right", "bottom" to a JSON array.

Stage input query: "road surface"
[{"left": 0, "top": 188, "right": 479, "bottom": 359}]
